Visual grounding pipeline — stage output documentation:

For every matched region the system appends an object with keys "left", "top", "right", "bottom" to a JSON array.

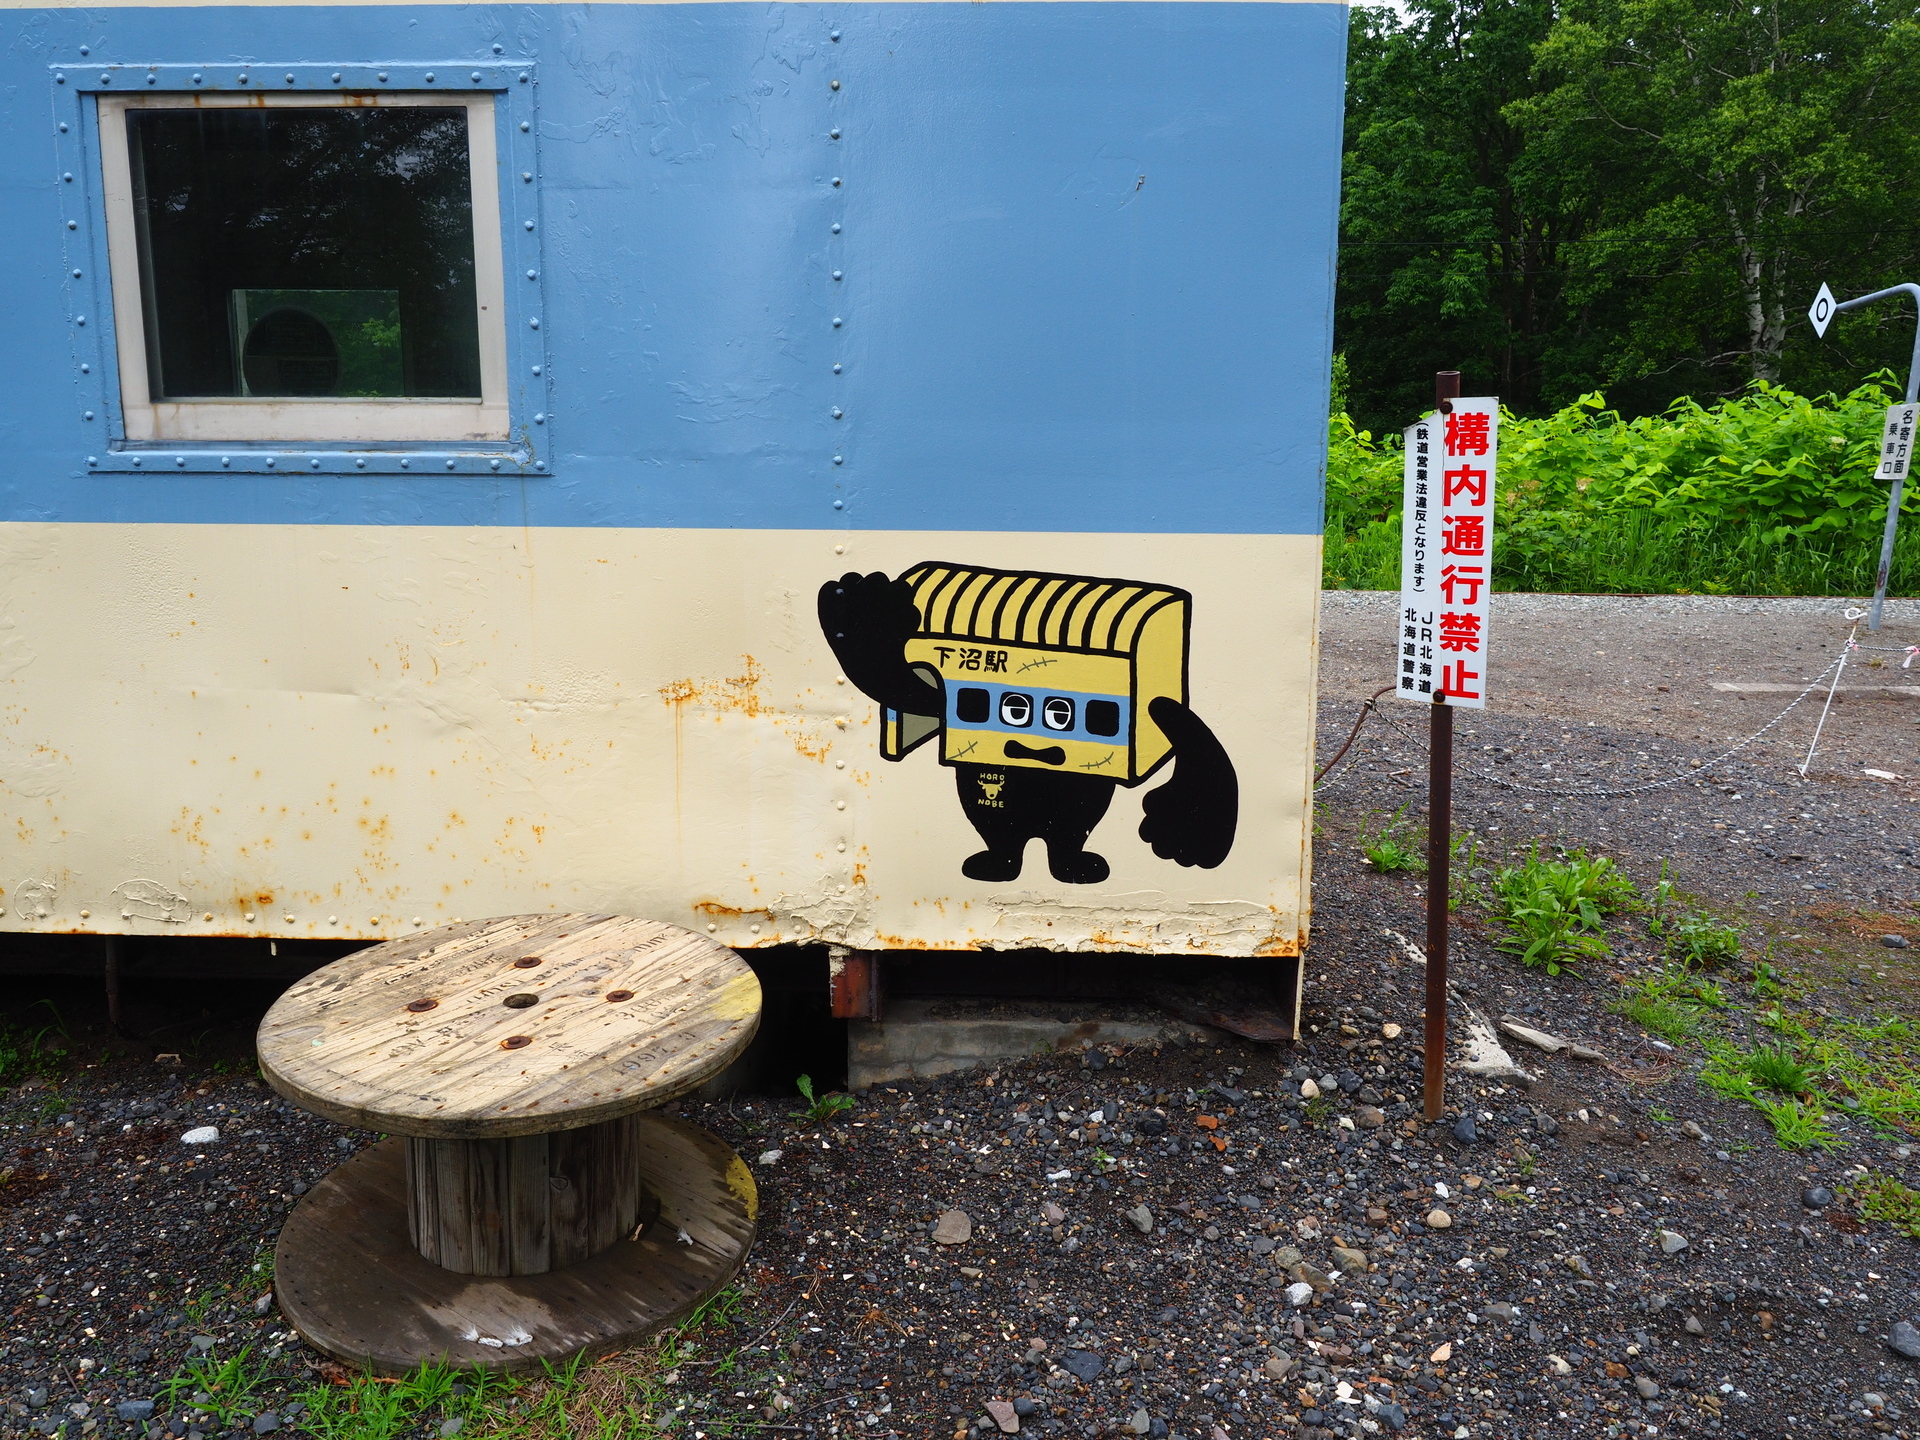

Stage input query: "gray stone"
[
  {"left": 1634, "top": 1377, "right": 1660, "bottom": 1399},
  {"left": 1684, "top": 1315, "right": 1705, "bottom": 1336},
  {"left": 1274, "top": 1245, "right": 1304, "bottom": 1268},
  {"left": 1125, "top": 1408, "right": 1151, "bottom": 1435},
  {"left": 1802, "top": 1186, "right": 1835, "bottom": 1209},
  {"left": 985, "top": 1398, "right": 1019, "bottom": 1434},
  {"left": 180, "top": 1126, "right": 220, "bottom": 1145},
  {"left": 933, "top": 1209, "right": 973, "bottom": 1246},
  {"left": 1528, "top": 1321, "right": 1546, "bottom": 1343},
  {"left": 1679, "top": 1121, "right": 1707, "bottom": 1141},
  {"left": 1485, "top": 1302, "right": 1516, "bottom": 1321},
  {"left": 25, "top": 1388, "right": 48, "bottom": 1408},
  {"left": 1265, "top": 1353, "right": 1295, "bottom": 1380},
  {"left": 115, "top": 1401, "right": 155, "bottom": 1423},
  {"left": 1882, "top": 934, "right": 1911, "bottom": 949},
  {"left": 1889, "top": 1320, "right": 1920, "bottom": 1360},
  {"left": 1425, "top": 1208, "right": 1452, "bottom": 1230},
  {"left": 189, "top": 1334, "right": 215, "bottom": 1353},
  {"left": 1289, "top": 1262, "right": 1334, "bottom": 1293},
  {"left": 1059, "top": 1349, "right": 1103, "bottom": 1382},
  {"left": 1373, "top": 1401, "right": 1408, "bottom": 1431},
  {"left": 1354, "top": 1105, "right": 1385, "bottom": 1129},
  {"left": 1040, "top": 1201, "right": 1066, "bottom": 1224},
  {"left": 1657, "top": 1229, "right": 1688, "bottom": 1255},
  {"left": 1124, "top": 1205, "right": 1153, "bottom": 1235},
  {"left": 1331, "top": 1245, "right": 1368, "bottom": 1275},
  {"left": 1316, "top": 1074, "right": 1338, "bottom": 1093},
  {"left": 252, "top": 1414, "right": 280, "bottom": 1434},
  {"left": 1012, "top": 1398, "right": 1038, "bottom": 1417},
  {"left": 439, "top": 1420, "right": 466, "bottom": 1438},
  {"left": 252, "top": 1291, "right": 274, "bottom": 1315},
  {"left": 1453, "top": 1114, "right": 1479, "bottom": 1145},
  {"left": 1285, "top": 1281, "right": 1315, "bottom": 1308}
]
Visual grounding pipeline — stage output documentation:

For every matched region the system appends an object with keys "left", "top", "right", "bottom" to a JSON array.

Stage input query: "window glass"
[{"left": 126, "top": 107, "right": 480, "bottom": 401}]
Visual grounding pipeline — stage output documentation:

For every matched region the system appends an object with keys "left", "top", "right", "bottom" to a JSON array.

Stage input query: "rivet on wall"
[
  {"left": 830, "top": 78, "right": 840, "bottom": 90},
  {"left": 331, "top": 72, "right": 342, "bottom": 83}
]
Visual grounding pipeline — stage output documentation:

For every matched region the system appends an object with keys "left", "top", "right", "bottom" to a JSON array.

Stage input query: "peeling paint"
[{"left": 113, "top": 879, "right": 193, "bottom": 924}]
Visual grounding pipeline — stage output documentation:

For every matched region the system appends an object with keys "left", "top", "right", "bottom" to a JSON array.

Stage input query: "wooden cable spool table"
[{"left": 256, "top": 914, "right": 762, "bottom": 1375}]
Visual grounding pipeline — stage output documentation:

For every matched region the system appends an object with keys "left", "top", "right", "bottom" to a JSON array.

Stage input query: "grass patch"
[
  {"left": 1849, "top": 1172, "right": 1920, "bottom": 1240},
  {"left": 1358, "top": 807, "right": 1424, "bottom": 874},
  {"left": 1490, "top": 845, "right": 1636, "bottom": 975},
  {"left": 146, "top": 1283, "right": 772, "bottom": 1440},
  {"left": 1662, "top": 913, "right": 1743, "bottom": 970}
]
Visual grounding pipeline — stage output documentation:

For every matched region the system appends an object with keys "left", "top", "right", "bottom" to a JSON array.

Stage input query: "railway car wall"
[{"left": 0, "top": 0, "right": 1345, "bottom": 957}]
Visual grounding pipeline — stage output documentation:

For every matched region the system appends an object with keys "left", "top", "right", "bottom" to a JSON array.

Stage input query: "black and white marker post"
[
  {"left": 1808, "top": 281, "right": 1920, "bottom": 632},
  {"left": 1396, "top": 368, "right": 1497, "bottom": 1123}
]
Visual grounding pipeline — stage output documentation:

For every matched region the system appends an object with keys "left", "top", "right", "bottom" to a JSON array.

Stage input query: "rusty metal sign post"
[
  {"left": 1808, "top": 280, "right": 1920, "bottom": 632},
  {"left": 1396, "top": 369, "right": 1502, "bottom": 1122}
]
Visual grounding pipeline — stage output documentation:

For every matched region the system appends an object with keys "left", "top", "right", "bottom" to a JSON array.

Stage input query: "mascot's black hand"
[
  {"left": 1138, "top": 696, "right": 1238, "bottom": 868},
  {"left": 817, "top": 571, "right": 941, "bottom": 716}
]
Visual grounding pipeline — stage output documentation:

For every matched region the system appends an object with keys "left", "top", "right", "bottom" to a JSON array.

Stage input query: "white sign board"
[
  {"left": 1875, "top": 402, "right": 1917, "bottom": 481},
  {"left": 1397, "top": 398, "right": 1498, "bottom": 709},
  {"left": 1808, "top": 282, "right": 1838, "bottom": 339}
]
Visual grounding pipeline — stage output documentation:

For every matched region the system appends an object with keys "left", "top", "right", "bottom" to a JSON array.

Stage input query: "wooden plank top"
[{"left": 257, "top": 915, "right": 761, "bottom": 1139}]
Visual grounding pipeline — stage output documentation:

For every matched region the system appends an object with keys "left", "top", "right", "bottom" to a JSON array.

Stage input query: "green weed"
[
  {"left": 1358, "top": 807, "right": 1423, "bottom": 874},
  {"left": 158, "top": 1345, "right": 273, "bottom": 1428},
  {"left": 791, "top": 1074, "right": 855, "bottom": 1124},
  {"left": 1749, "top": 960, "right": 1787, "bottom": 1000},
  {"left": 1665, "top": 914, "right": 1743, "bottom": 970},
  {"left": 1745, "top": 1045, "right": 1811, "bottom": 1095},
  {"left": 1615, "top": 986, "right": 1704, "bottom": 1045},
  {"left": 1449, "top": 831, "right": 1489, "bottom": 911},
  {"left": 1752, "top": 1096, "right": 1840, "bottom": 1150},
  {"left": 1849, "top": 1173, "right": 1920, "bottom": 1240},
  {"left": 1493, "top": 845, "right": 1636, "bottom": 974}
]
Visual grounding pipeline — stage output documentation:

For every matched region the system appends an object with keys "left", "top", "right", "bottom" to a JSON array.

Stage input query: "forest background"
[{"left": 1327, "top": 0, "right": 1920, "bottom": 595}]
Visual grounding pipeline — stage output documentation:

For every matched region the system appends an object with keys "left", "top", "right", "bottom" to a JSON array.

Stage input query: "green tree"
[
  {"left": 1517, "top": 0, "right": 1920, "bottom": 395},
  {"left": 1336, "top": 0, "right": 1920, "bottom": 428},
  {"left": 1339, "top": 0, "right": 1579, "bottom": 433}
]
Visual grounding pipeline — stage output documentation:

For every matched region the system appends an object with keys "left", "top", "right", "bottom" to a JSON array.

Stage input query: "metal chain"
[{"left": 1344, "top": 641, "right": 1852, "bottom": 799}]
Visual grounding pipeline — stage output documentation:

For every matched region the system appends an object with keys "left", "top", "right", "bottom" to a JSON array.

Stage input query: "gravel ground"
[{"left": 2, "top": 594, "right": 1918, "bottom": 1440}]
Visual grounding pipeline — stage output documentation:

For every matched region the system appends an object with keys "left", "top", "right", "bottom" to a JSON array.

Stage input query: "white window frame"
[{"left": 97, "top": 92, "right": 510, "bottom": 445}]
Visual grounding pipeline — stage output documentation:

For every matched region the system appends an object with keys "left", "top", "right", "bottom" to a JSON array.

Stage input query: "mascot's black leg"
[
  {"left": 954, "top": 765, "right": 1115, "bottom": 885},
  {"left": 1037, "top": 773, "right": 1116, "bottom": 884}
]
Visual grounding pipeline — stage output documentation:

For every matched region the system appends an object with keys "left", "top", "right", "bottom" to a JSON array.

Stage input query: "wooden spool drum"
[
  {"left": 405, "top": 1115, "right": 655, "bottom": 1276},
  {"left": 256, "top": 914, "right": 763, "bottom": 1375}
]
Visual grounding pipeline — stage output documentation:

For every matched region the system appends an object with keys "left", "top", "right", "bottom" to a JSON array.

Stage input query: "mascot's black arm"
[
  {"left": 1137, "top": 696, "right": 1238, "bottom": 869},
  {"left": 817, "top": 571, "right": 943, "bottom": 716}
]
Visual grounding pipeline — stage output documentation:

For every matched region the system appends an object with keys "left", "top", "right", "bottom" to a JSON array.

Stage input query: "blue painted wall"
[{"left": 1, "top": 3, "right": 1346, "bottom": 534}]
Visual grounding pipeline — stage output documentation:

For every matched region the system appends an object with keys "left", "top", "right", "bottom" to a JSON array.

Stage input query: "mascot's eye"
[
  {"left": 955, "top": 687, "right": 990, "bottom": 723},
  {"left": 998, "top": 692, "right": 1033, "bottom": 727},
  {"left": 1042, "top": 697, "right": 1075, "bottom": 731},
  {"left": 1086, "top": 700, "right": 1121, "bottom": 736}
]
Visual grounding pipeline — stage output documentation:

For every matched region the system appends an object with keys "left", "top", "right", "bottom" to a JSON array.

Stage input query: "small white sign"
[
  {"left": 1876, "top": 402, "right": 1918, "bottom": 481},
  {"left": 1809, "top": 282, "right": 1838, "bottom": 338},
  {"left": 1397, "top": 398, "right": 1497, "bottom": 709}
]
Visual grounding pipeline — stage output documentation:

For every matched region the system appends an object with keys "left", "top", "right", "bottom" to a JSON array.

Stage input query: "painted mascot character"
[{"left": 819, "top": 562, "right": 1238, "bottom": 883}]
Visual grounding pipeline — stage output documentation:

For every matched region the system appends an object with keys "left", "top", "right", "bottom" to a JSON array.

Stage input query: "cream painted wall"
[{"left": 0, "top": 524, "right": 1318, "bottom": 954}]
